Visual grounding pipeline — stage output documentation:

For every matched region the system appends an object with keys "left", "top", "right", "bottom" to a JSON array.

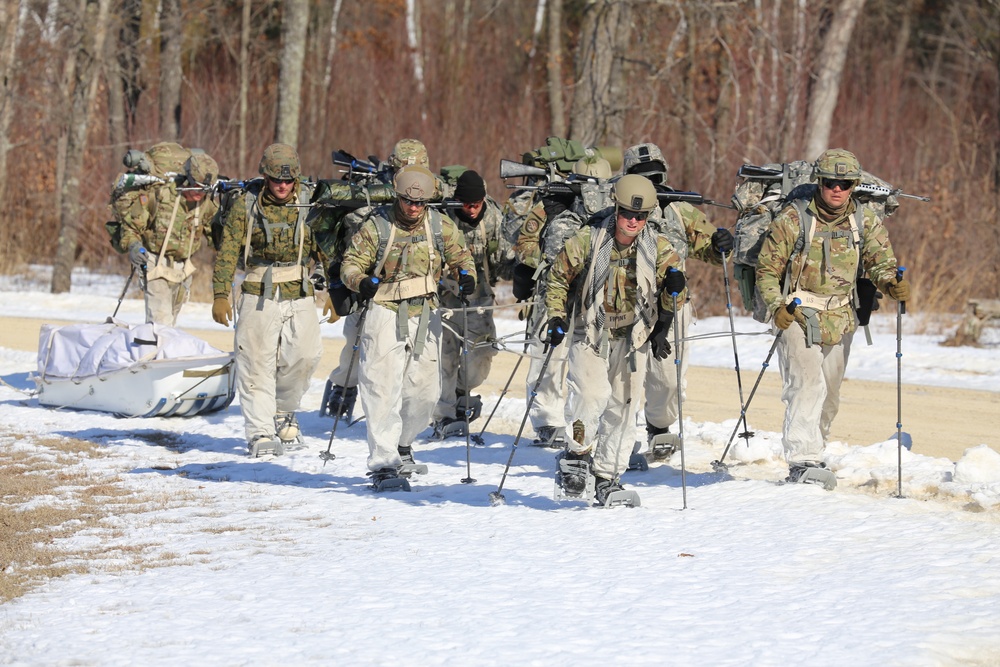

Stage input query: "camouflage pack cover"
[
  {"left": 145, "top": 142, "right": 191, "bottom": 179},
  {"left": 575, "top": 181, "right": 615, "bottom": 217}
]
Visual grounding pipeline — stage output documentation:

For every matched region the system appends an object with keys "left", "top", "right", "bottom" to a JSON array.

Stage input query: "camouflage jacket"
[
  {"left": 212, "top": 180, "right": 325, "bottom": 300},
  {"left": 341, "top": 203, "right": 475, "bottom": 317},
  {"left": 114, "top": 181, "right": 218, "bottom": 261},
  {"left": 441, "top": 196, "right": 512, "bottom": 305},
  {"left": 756, "top": 196, "right": 897, "bottom": 345},
  {"left": 546, "top": 216, "right": 684, "bottom": 341}
]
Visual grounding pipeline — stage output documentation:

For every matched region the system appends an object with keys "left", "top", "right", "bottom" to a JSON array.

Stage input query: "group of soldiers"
[{"left": 109, "top": 137, "right": 910, "bottom": 505}]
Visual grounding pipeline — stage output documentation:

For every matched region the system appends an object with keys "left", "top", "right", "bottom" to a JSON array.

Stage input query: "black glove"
[
  {"left": 358, "top": 276, "right": 380, "bottom": 300},
  {"left": 458, "top": 270, "right": 476, "bottom": 298},
  {"left": 309, "top": 271, "right": 326, "bottom": 292},
  {"left": 711, "top": 228, "right": 735, "bottom": 255},
  {"left": 545, "top": 316, "right": 568, "bottom": 347},
  {"left": 512, "top": 263, "right": 536, "bottom": 301},
  {"left": 649, "top": 310, "right": 674, "bottom": 360},
  {"left": 661, "top": 268, "right": 686, "bottom": 296}
]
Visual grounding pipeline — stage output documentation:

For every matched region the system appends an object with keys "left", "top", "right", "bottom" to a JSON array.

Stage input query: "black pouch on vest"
[{"left": 855, "top": 277, "right": 880, "bottom": 326}]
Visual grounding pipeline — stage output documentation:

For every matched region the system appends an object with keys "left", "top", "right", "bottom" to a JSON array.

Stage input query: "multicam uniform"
[
  {"left": 212, "top": 178, "right": 325, "bottom": 446},
  {"left": 756, "top": 195, "right": 897, "bottom": 465},
  {"left": 434, "top": 195, "right": 507, "bottom": 426},
  {"left": 114, "top": 173, "right": 218, "bottom": 326},
  {"left": 546, "top": 212, "right": 683, "bottom": 480},
  {"left": 341, "top": 203, "right": 475, "bottom": 472}
]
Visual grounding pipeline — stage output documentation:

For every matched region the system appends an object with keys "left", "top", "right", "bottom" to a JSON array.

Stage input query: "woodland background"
[{"left": 0, "top": 0, "right": 996, "bottom": 315}]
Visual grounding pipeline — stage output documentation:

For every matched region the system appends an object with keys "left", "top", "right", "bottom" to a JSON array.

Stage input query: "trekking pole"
[
  {"left": 720, "top": 249, "right": 754, "bottom": 445},
  {"left": 489, "top": 340, "right": 559, "bottom": 506},
  {"left": 671, "top": 286, "right": 688, "bottom": 510},
  {"left": 459, "top": 272, "right": 476, "bottom": 484},
  {"left": 476, "top": 319, "right": 531, "bottom": 441},
  {"left": 895, "top": 267, "right": 906, "bottom": 498},
  {"left": 712, "top": 298, "right": 801, "bottom": 472},
  {"left": 112, "top": 265, "right": 136, "bottom": 319},
  {"left": 320, "top": 285, "right": 376, "bottom": 466}
]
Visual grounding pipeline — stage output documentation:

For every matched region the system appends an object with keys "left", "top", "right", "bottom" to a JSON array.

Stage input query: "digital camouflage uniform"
[
  {"left": 112, "top": 143, "right": 219, "bottom": 326},
  {"left": 546, "top": 212, "right": 683, "bottom": 480},
  {"left": 434, "top": 195, "right": 509, "bottom": 426},
  {"left": 757, "top": 186, "right": 897, "bottom": 466},
  {"left": 341, "top": 201, "right": 475, "bottom": 472},
  {"left": 212, "top": 162, "right": 326, "bottom": 448}
]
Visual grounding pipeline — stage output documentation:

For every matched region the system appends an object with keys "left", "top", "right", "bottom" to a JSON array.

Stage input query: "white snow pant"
[
  {"left": 565, "top": 337, "right": 648, "bottom": 480},
  {"left": 358, "top": 302, "right": 441, "bottom": 471},
  {"left": 234, "top": 293, "right": 322, "bottom": 443},
  {"left": 525, "top": 306, "right": 570, "bottom": 433},
  {"left": 326, "top": 309, "right": 361, "bottom": 388},
  {"left": 776, "top": 323, "right": 854, "bottom": 464},
  {"left": 144, "top": 274, "right": 191, "bottom": 326},
  {"left": 435, "top": 297, "right": 497, "bottom": 420},
  {"left": 643, "top": 300, "right": 692, "bottom": 431}
]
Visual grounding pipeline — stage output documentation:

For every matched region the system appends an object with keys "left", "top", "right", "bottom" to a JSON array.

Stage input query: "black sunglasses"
[
  {"left": 268, "top": 177, "right": 295, "bottom": 185},
  {"left": 822, "top": 178, "right": 855, "bottom": 191},
  {"left": 399, "top": 196, "right": 428, "bottom": 207},
  {"left": 619, "top": 209, "right": 650, "bottom": 221}
]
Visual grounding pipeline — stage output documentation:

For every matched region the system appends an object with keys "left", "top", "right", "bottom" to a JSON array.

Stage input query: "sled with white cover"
[{"left": 32, "top": 319, "right": 236, "bottom": 418}]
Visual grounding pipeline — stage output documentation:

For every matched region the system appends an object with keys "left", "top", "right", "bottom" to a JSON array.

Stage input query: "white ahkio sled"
[{"left": 32, "top": 319, "right": 235, "bottom": 418}]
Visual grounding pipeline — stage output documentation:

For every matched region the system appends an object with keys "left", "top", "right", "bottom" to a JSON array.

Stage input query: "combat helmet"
[
  {"left": 388, "top": 139, "right": 429, "bottom": 170},
  {"left": 813, "top": 148, "right": 861, "bottom": 182},
  {"left": 613, "top": 174, "right": 657, "bottom": 213},
  {"left": 623, "top": 143, "right": 668, "bottom": 184},
  {"left": 184, "top": 152, "right": 219, "bottom": 187},
  {"left": 393, "top": 165, "right": 436, "bottom": 202},
  {"left": 573, "top": 156, "right": 612, "bottom": 180},
  {"left": 259, "top": 143, "right": 301, "bottom": 180}
]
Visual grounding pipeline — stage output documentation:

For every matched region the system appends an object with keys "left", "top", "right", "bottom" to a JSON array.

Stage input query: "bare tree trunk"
[
  {"left": 51, "top": 0, "right": 111, "bottom": 294},
  {"left": 317, "top": 0, "right": 345, "bottom": 154},
  {"left": 568, "top": 0, "right": 632, "bottom": 146},
  {"left": 118, "top": 0, "right": 143, "bottom": 142},
  {"left": 104, "top": 7, "right": 126, "bottom": 153},
  {"left": 783, "top": 0, "right": 808, "bottom": 159},
  {"left": 547, "top": 0, "right": 565, "bottom": 137},
  {"left": 804, "top": 0, "right": 867, "bottom": 160},
  {"left": 405, "top": 0, "right": 427, "bottom": 125},
  {"left": 0, "top": 0, "right": 28, "bottom": 211},
  {"left": 238, "top": 0, "right": 250, "bottom": 175},
  {"left": 521, "top": 0, "right": 547, "bottom": 100},
  {"left": 275, "top": 0, "right": 309, "bottom": 145},
  {"left": 158, "top": 0, "right": 182, "bottom": 139},
  {"left": 682, "top": 3, "right": 697, "bottom": 184}
]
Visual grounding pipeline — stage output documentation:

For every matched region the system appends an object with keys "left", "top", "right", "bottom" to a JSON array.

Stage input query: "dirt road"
[{"left": 7, "top": 316, "right": 996, "bottom": 462}]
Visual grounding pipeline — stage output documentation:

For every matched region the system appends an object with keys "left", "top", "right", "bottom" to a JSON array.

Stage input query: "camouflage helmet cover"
[
  {"left": 613, "top": 174, "right": 657, "bottom": 213},
  {"left": 573, "top": 156, "right": 612, "bottom": 180},
  {"left": 184, "top": 152, "right": 219, "bottom": 187},
  {"left": 388, "top": 138, "right": 429, "bottom": 169},
  {"left": 393, "top": 165, "right": 436, "bottom": 202},
  {"left": 623, "top": 143, "right": 668, "bottom": 177},
  {"left": 259, "top": 143, "right": 301, "bottom": 179},
  {"left": 145, "top": 142, "right": 191, "bottom": 178},
  {"left": 813, "top": 148, "right": 862, "bottom": 181}
]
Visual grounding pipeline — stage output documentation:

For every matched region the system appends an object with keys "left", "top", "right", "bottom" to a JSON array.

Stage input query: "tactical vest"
[
  {"left": 241, "top": 181, "right": 315, "bottom": 299},
  {"left": 368, "top": 207, "right": 446, "bottom": 303}
]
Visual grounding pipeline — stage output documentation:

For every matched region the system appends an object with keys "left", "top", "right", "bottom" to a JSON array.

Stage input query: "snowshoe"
[
  {"left": 248, "top": 435, "right": 283, "bottom": 458},
  {"left": 532, "top": 425, "right": 568, "bottom": 449},
  {"left": 627, "top": 452, "right": 650, "bottom": 471},
  {"left": 368, "top": 467, "right": 411, "bottom": 493},
  {"left": 274, "top": 412, "right": 302, "bottom": 447},
  {"left": 432, "top": 417, "right": 467, "bottom": 440},
  {"left": 323, "top": 384, "right": 357, "bottom": 421},
  {"left": 785, "top": 462, "right": 837, "bottom": 491},
  {"left": 395, "top": 446, "right": 428, "bottom": 477},
  {"left": 646, "top": 425, "right": 679, "bottom": 462},
  {"left": 554, "top": 450, "right": 595, "bottom": 501},
  {"left": 594, "top": 477, "right": 640, "bottom": 508},
  {"left": 455, "top": 394, "right": 483, "bottom": 423}
]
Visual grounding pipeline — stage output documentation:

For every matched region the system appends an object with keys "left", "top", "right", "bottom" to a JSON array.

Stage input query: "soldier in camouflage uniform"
[
  {"left": 211, "top": 144, "right": 327, "bottom": 458},
  {"left": 320, "top": 138, "right": 432, "bottom": 421},
  {"left": 340, "top": 165, "right": 476, "bottom": 485},
  {"left": 757, "top": 148, "right": 909, "bottom": 488},
  {"left": 432, "top": 169, "right": 510, "bottom": 437},
  {"left": 112, "top": 142, "right": 220, "bottom": 326},
  {"left": 622, "top": 143, "right": 735, "bottom": 461},
  {"left": 545, "top": 174, "right": 686, "bottom": 506}
]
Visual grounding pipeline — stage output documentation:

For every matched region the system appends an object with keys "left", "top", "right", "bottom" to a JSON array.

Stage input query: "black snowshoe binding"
[
  {"left": 532, "top": 425, "right": 568, "bottom": 449},
  {"left": 432, "top": 394, "right": 483, "bottom": 440},
  {"left": 320, "top": 382, "right": 357, "bottom": 421},
  {"left": 646, "top": 424, "right": 680, "bottom": 462},
  {"left": 396, "top": 446, "right": 428, "bottom": 477},
  {"left": 554, "top": 450, "right": 595, "bottom": 501},
  {"left": 368, "top": 467, "right": 411, "bottom": 493},
  {"left": 785, "top": 462, "right": 837, "bottom": 491},
  {"left": 594, "top": 476, "right": 641, "bottom": 508}
]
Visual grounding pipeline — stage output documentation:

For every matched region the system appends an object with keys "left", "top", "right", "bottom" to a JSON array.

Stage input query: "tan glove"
[
  {"left": 773, "top": 304, "right": 800, "bottom": 330},
  {"left": 887, "top": 277, "right": 910, "bottom": 302},
  {"left": 212, "top": 297, "right": 233, "bottom": 327},
  {"left": 322, "top": 293, "right": 340, "bottom": 324}
]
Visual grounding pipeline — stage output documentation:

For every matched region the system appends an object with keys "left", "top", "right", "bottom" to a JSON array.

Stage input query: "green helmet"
[
  {"left": 813, "top": 148, "right": 861, "bottom": 181},
  {"left": 393, "top": 165, "right": 436, "bottom": 202},
  {"left": 573, "top": 156, "right": 612, "bottom": 180},
  {"left": 613, "top": 174, "right": 657, "bottom": 213},
  {"left": 259, "top": 143, "right": 301, "bottom": 180},
  {"left": 388, "top": 139, "right": 429, "bottom": 170},
  {"left": 184, "top": 153, "right": 219, "bottom": 187}
]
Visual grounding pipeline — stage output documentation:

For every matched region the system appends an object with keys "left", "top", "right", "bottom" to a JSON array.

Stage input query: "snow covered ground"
[{"left": 1, "top": 268, "right": 999, "bottom": 666}]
